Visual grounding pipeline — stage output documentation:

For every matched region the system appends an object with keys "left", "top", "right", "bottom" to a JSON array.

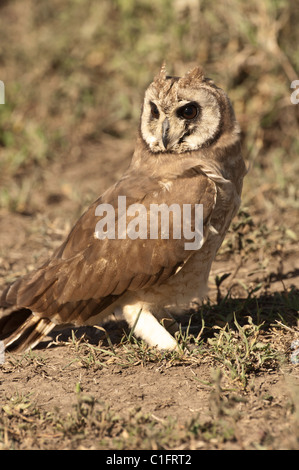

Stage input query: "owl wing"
[{"left": 0, "top": 168, "right": 216, "bottom": 347}]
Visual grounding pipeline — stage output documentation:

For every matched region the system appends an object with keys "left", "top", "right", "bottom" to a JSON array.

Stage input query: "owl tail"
[
  {"left": 0, "top": 276, "right": 56, "bottom": 353},
  {"left": 0, "top": 307, "right": 55, "bottom": 353}
]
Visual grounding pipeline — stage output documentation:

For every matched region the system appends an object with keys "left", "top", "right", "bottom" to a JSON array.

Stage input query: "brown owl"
[{"left": 0, "top": 66, "right": 246, "bottom": 353}]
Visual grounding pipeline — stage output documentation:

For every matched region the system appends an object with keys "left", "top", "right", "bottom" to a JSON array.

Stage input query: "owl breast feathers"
[{"left": 0, "top": 66, "right": 246, "bottom": 353}]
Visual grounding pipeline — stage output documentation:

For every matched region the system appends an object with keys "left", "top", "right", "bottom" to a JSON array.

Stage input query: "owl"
[{"left": 0, "top": 66, "right": 246, "bottom": 353}]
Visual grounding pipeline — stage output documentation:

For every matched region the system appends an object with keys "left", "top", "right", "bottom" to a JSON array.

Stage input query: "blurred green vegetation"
[{"left": 0, "top": 0, "right": 298, "bottom": 220}]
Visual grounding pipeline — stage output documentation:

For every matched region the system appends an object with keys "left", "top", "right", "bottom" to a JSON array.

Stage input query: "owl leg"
[{"left": 122, "top": 304, "right": 179, "bottom": 351}]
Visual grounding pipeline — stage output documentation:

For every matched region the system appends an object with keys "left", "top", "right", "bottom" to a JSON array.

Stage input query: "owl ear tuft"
[
  {"left": 154, "top": 62, "right": 167, "bottom": 84},
  {"left": 179, "top": 66, "right": 205, "bottom": 87}
]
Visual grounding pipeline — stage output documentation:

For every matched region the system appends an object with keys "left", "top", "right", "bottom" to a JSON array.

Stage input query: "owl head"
[{"left": 140, "top": 65, "right": 239, "bottom": 154}]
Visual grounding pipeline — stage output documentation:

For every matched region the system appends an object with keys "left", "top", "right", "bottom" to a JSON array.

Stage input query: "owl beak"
[{"left": 162, "top": 118, "right": 170, "bottom": 150}]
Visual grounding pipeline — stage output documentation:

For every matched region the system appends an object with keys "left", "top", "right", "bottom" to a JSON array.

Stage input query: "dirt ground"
[{"left": 0, "top": 138, "right": 298, "bottom": 450}]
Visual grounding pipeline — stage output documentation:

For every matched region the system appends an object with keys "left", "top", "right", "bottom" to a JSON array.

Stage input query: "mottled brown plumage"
[{"left": 0, "top": 66, "right": 246, "bottom": 352}]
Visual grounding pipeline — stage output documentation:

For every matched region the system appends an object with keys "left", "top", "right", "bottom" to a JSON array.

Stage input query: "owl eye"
[
  {"left": 150, "top": 102, "right": 160, "bottom": 119},
  {"left": 178, "top": 103, "right": 198, "bottom": 120}
]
